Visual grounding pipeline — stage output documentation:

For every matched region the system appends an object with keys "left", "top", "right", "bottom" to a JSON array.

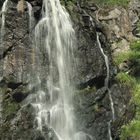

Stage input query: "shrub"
[
  {"left": 121, "top": 120, "right": 140, "bottom": 140},
  {"left": 132, "top": 83, "right": 140, "bottom": 112},
  {"left": 116, "top": 72, "right": 136, "bottom": 87},
  {"left": 130, "top": 40, "right": 140, "bottom": 52},
  {"left": 113, "top": 52, "right": 130, "bottom": 65}
]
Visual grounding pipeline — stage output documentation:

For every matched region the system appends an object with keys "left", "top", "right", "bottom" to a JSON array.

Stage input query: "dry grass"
[{"left": 17, "top": 0, "right": 25, "bottom": 14}]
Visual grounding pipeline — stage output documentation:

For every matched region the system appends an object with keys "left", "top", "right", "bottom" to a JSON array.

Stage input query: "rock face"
[{"left": 0, "top": 0, "right": 137, "bottom": 140}]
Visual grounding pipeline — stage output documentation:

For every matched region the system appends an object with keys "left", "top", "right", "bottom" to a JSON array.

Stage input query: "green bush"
[
  {"left": 132, "top": 83, "right": 140, "bottom": 112},
  {"left": 113, "top": 51, "right": 140, "bottom": 66},
  {"left": 113, "top": 40, "right": 140, "bottom": 77},
  {"left": 121, "top": 120, "right": 140, "bottom": 140},
  {"left": 116, "top": 72, "right": 136, "bottom": 87},
  {"left": 130, "top": 40, "right": 140, "bottom": 52},
  {"left": 113, "top": 52, "right": 130, "bottom": 65},
  {"left": 120, "top": 77, "right": 140, "bottom": 139}
]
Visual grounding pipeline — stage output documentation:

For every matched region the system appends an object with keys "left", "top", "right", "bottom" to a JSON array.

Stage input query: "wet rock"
[
  {"left": 132, "top": 27, "right": 140, "bottom": 37},
  {"left": 82, "top": 14, "right": 91, "bottom": 27},
  {"left": 77, "top": 75, "right": 106, "bottom": 89},
  {"left": 12, "top": 91, "right": 28, "bottom": 102},
  {"left": 0, "top": 0, "right": 136, "bottom": 140},
  {"left": 35, "top": 136, "right": 46, "bottom": 140},
  {"left": 75, "top": 87, "right": 110, "bottom": 140},
  {"left": 0, "top": 0, "right": 5, "bottom": 7},
  {"left": 33, "top": 6, "right": 41, "bottom": 20},
  {"left": 7, "top": 82, "right": 23, "bottom": 89},
  {"left": 119, "top": 60, "right": 133, "bottom": 72}
]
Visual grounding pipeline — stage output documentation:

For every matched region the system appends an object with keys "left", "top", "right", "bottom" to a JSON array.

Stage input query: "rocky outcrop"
[{"left": 0, "top": 0, "right": 137, "bottom": 140}]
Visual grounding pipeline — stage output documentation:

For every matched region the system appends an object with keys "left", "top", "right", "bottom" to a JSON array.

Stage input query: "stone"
[
  {"left": 98, "top": 8, "right": 121, "bottom": 21},
  {"left": 0, "top": 0, "right": 136, "bottom": 140}
]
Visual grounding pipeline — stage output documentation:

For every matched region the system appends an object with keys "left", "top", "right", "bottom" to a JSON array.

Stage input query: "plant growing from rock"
[{"left": 119, "top": 40, "right": 140, "bottom": 139}]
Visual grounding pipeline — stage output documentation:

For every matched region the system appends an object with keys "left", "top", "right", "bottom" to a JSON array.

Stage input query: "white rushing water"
[
  {"left": 0, "top": 0, "right": 9, "bottom": 123},
  {"left": 1, "top": 0, "right": 9, "bottom": 38},
  {"left": 28, "top": 0, "right": 77, "bottom": 139},
  {"left": 97, "top": 33, "right": 115, "bottom": 140},
  {"left": 0, "top": 0, "right": 9, "bottom": 72},
  {"left": 26, "top": 2, "right": 34, "bottom": 32}
]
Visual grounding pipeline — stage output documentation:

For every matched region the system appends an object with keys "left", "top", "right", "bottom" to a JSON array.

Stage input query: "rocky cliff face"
[{"left": 0, "top": 0, "right": 138, "bottom": 140}]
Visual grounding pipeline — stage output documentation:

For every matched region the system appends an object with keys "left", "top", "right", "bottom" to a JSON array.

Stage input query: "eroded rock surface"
[{"left": 0, "top": 0, "right": 138, "bottom": 140}]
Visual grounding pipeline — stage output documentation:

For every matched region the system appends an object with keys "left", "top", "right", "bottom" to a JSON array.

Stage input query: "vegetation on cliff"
[
  {"left": 114, "top": 39, "right": 140, "bottom": 140},
  {"left": 90, "top": 0, "right": 130, "bottom": 7}
]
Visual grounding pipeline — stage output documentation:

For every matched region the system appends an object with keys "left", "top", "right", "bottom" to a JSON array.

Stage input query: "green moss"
[{"left": 116, "top": 72, "right": 136, "bottom": 87}]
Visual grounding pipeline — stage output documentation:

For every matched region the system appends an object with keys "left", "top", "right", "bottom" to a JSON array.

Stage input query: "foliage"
[
  {"left": 120, "top": 77, "right": 140, "bottom": 140},
  {"left": 113, "top": 39, "right": 140, "bottom": 77},
  {"left": 121, "top": 120, "right": 140, "bottom": 140},
  {"left": 130, "top": 40, "right": 140, "bottom": 52},
  {"left": 116, "top": 72, "right": 136, "bottom": 87},
  {"left": 114, "top": 39, "right": 140, "bottom": 139},
  {"left": 92, "top": 0, "right": 129, "bottom": 7},
  {"left": 134, "top": 22, "right": 140, "bottom": 36},
  {"left": 113, "top": 51, "right": 130, "bottom": 65},
  {"left": 130, "top": 41, "right": 140, "bottom": 76},
  {"left": 60, "top": 0, "right": 76, "bottom": 6},
  {"left": 133, "top": 84, "right": 140, "bottom": 110}
]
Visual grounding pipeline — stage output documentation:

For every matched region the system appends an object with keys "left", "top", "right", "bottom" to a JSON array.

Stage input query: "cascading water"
[
  {"left": 27, "top": 0, "right": 77, "bottom": 139},
  {"left": 1, "top": 0, "right": 8, "bottom": 38},
  {"left": 97, "top": 33, "right": 115, "bottom": 140},
  {"left": 0, "top": 0, "right": 9, "bottom": 123},
  {"left": 26, "top": 2, "right": 34, "bottom": 32},
  {"left": 75, "top": 4, "right": 115, "bottom": 138},
  {"left": 0, "top": 0, "right": 9, "bottom": 78}
]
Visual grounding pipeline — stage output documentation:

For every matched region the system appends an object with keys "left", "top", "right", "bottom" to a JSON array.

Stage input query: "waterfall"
[
  {"left": 26, "top": 2, "right": 34, "bottom": 32},
  {"left": 0, "top": 0, "right": 9, "bottom": 123},
  {"left": 27, "top": 0, "right": 76, "bottom": 139},
  {"left": 84, "top": 9, "right": 115, "bottom": 139},
  {"left": 1, "top": 0, "right": 9, "bottom": 38},
  {"left": 97, "top": 33, "right": 115, "bottom": 140},
  {"left": 0, "top": 0, "right": 9, "bottom": 77},
  {"left": 79, "top": 7, "right": 115, "bottom": 139}
]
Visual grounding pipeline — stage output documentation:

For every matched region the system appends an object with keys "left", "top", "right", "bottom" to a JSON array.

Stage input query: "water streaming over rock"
[
  {"left": 82, "top": 9, "right": 115, "bottom": 139},
  {"left": 0, "top": 0, "right": 9, "bottom": 123},
  {"left": 26, "top": 2, "right": 34, "bottom": 32},
  {"left": 1, "top": 0, "right": 8, "bottom": 38},
  {"left": 0, "top": 0, "right": 9, "bottom": 78},
  {"left": 26, "top": 0, "right": 77, "bottom": 139},
  {"left": 97, "top": 33, "right": 115, "bottom": 140}
]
